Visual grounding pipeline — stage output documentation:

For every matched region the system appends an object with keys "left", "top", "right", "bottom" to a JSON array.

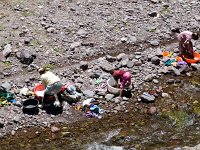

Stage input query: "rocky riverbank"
[{"left": 0, "top": 0, "right": 200, "bottom": 149}]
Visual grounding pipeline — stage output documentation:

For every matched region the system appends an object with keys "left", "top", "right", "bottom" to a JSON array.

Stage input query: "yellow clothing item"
[{"left": 40, "top": 71, "right": 60, "bottom": 88}]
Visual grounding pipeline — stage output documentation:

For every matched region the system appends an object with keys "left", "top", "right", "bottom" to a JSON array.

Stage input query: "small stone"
[
  {"left": 77, "top": 29, "right": 87, "bottom": 37},
  {"left": 70, "top": 42, "right": 81, "bottom": 50},
  {"left": 148, "top": 107, "right": 157, "bottom": 115},
  {"left": 148, "top": 12, "right": 157, "bottom": 17},
  {"left": 121, "top": 37, "right": 128, "bottom": 43},
  {"left": 153, "top": 79, "right": 159, "bottom": 84},
  {"left": 3, "top": 44, "right": 12, "bottom": 58},
  {"left": 47, "top": 27, "right": 55, "bottom": 33},
  {"left": 11, "top": 130, "right": 16, "bottom": 136},
  {"left": 141, "top": 92, "right": 155, "bottom": 103},
  {"left": 151, "top": 56, "right": 160, "bottom": 65},
  {"left": 79, "top": 61, "right": 88, "bottom": 70},
  {"left": 82, "top": 90, "right": 94, "bottom": 98},
  {"left": 166, "top": 79, "right": 174, "bottom": 84},
  {"left": 20, "top": 87, "right": 29, "bottom": 96},
  {"left": 13, "top": 115, "right": 20, "bottom": 123},
  {"left": 0, "top": 119, "right": 4, "bottom": 128},
  {"left": 194, "top": 15, "right": 200, "bottom": 21},
  {"left": 149, "top": 40, "right": 159, "bottom": 46},
  {"left": 144, "top": 74, "right": 156, "bottom": 82},
  {"left": 161, "top": 92, "right": 170, "bottom": 98},
  {"left": 105, "top": 94, "right": 115, "bottom": 101},
  {"left": 24, "top": 37, "right": 31, "bottom": 44},
  {"left": 1, "top": 82, "right": 12, "bottom": 91},
  {"left": 51, "top": 126, "right": 60, "bottom": 133},
  {"left": 61, "top": 132, "right": 72, "bottom": 137},
  {"left": 106, "top": 55, "right": 116, "bottom": 62},
  {"left": 127, "top": 60, "right": 134, "bottom": 68},
  {"left": 114, "top": 105, "right": 122, "bottom": 111}
]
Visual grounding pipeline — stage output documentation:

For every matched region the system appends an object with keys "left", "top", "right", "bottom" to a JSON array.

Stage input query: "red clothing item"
[{"left": 113, "top": 70, "right": 126, "bottom": 81}]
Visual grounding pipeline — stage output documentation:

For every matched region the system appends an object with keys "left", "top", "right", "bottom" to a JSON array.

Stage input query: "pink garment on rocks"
[{"left": 121, "top": 72, "right": 131, "bottom": 89}]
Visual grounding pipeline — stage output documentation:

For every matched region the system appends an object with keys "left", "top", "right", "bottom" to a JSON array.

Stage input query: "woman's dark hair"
[
  {"left": 192, "top": 33, "right": 199, "bottom": 40},
  {"left": 110, "top": 69, "right": 114, "bottom": 75}
]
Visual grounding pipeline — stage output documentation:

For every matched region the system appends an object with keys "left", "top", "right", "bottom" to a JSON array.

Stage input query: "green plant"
[
  {"left": 21, "top": 10, "right": 35, "bottom": 17},
  {"left": 53, "top": 47, "right": 61, "bottom": 52},
  {"left": 42, "top": 63, "right": 55, "bottom": 70},
  {"left": 3, "top": 61, "right": 12, "bottom": 68}
]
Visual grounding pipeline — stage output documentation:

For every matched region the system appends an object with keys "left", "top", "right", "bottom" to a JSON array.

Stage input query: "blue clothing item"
[
  {"left": 90, "top": 105, "right": 100, "bottom": 114},
  {"left": 67, "top": 85, "right": 76, "bottom": 95}
]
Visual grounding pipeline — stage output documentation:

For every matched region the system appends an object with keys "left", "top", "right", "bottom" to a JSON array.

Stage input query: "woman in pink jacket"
[{"left": 177, "top": 31, "right": 198, "bottom": 58}]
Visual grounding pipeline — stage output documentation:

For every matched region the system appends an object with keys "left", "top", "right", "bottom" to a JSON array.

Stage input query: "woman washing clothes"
[
  {"left": 38, "top": 68, "right": 63, "bottom": 108},
  {"left": 177, "top": 31, "right": 199, "bottom": 59},
  {"left": 111, "top": 70, "right": 132, "bottom": 98}
]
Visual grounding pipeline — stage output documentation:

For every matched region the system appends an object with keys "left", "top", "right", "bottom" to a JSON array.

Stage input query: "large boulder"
[{"left": 16, "top": 51, "right": 35, "bottom": 65}]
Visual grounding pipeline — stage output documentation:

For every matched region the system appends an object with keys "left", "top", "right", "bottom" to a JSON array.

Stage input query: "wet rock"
[
  {"left": 1, "top": 82, "right": 11, "bottom": 91},
  {"left": 151, "top": 56, "right": 160, "bottom": 65},
  {"left": 168, "top": 66, "right": 181, "bottom": 76},
  {"left": 144, "top": 74, "right": 156, "bottom": 82},
  {"left": 51, "top": 126, "right": 60, "bottom": 133},
  {"left": 105, "top": 94, "right": 115, "bottom": 101},
  {"left": 61, "top": 132, "right": 72, "bottom": 137},
  {"left": 3, "top": 44, "right": 12, "bottom": 58},
  {"left": 82, "top": 90, "right": 94, "bottom": 98},
  {"left": 141, "top": 92, "right": 155, "bottom": 103},
  {"left": 79, "top": 61, "right": 88, "bottom": 70},
  {"left": 148, "top": 107, "right": 157, "bottom": 115},
  {"left": 16, "top": 51, "right": 34, "bottom": 65}
]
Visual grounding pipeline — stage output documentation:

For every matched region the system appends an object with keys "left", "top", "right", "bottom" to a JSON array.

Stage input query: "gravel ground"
[{"left": 0, "top": 0, "right": 200, "bottom": 139}]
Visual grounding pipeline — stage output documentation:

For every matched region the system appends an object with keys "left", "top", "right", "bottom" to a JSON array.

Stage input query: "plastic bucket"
[
  {"left": 34, "top": 84, "right": 57, "bottom": 103},
  {"left": 183, "top": 52, "right": 200, "bottom": 64},
  {"left": 34, "top": 84, "right": 45, "bottom": 101},
  {"left": 107, "top": 78, "right": 120, "bottom": 95}
]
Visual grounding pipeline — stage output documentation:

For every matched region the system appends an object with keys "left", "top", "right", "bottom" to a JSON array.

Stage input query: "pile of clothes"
[
  {"left": 0, "top": 86, "right": 16, "bottom": 107},
  {"left": 81, "top": 98, "right": 103, "bottom": 118}
]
